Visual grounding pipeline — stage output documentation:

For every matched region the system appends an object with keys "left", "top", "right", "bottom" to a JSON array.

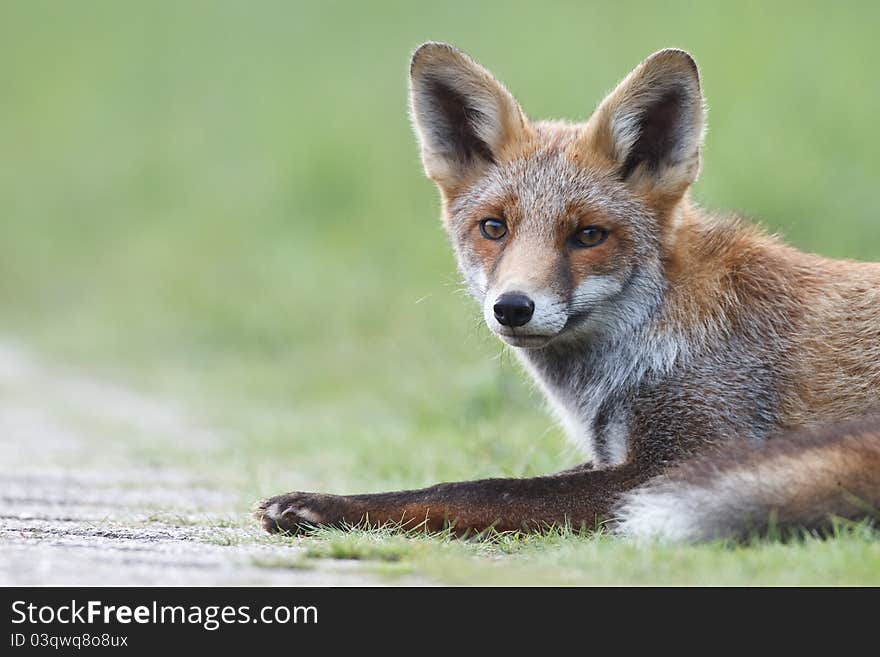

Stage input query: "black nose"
[{"left": 493, "top": 292, "right": 535, "bottom": 327}]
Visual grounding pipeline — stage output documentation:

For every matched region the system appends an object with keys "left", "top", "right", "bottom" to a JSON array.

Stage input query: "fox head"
[{"left": 409, "top": 43, "right": 705, "bottom": 348}]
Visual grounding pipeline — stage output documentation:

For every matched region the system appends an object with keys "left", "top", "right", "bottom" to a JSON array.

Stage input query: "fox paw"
[{"left": 257, "top": 492, "right": 350, "bottom": 535}]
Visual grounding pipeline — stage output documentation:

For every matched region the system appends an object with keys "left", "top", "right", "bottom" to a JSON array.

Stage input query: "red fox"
[{"left": 259, "top": 43, "right": 880, "bottom": 542}]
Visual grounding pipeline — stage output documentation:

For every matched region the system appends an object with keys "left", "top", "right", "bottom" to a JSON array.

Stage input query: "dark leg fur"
[{"left": 258, "top": 462, "right": 649, "bottom": 536}]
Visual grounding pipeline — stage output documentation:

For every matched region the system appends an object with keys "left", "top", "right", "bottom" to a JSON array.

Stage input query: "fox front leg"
[{"left": 257, "top": 463, "right": 647, "bottom": 536}]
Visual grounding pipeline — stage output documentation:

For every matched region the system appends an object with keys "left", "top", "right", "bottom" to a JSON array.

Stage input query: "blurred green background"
[{"left": 2, "top": 1, "right": 879, "bottom": 504}]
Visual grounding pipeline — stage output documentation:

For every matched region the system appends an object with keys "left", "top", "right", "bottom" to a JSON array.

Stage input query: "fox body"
[{"left": 260, "top": 44, "right": 880, "bottom": 542}]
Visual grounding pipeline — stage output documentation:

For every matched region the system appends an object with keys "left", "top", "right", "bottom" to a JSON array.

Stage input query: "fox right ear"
[{"left": 409, "top": 42, "right": 528, "bottom": 193}]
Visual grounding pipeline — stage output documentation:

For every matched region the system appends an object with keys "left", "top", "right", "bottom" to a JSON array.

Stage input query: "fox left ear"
[{"left": 583, "top": 49, "right": 706, "bottom": 202}]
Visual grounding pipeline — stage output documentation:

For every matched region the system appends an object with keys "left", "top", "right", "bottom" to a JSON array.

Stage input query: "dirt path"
[{"left": 0, "top": 342, "right": 412, "bottom": 585}]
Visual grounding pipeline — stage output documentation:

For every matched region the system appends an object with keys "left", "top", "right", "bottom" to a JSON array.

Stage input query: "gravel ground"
[{"left": 0, "top": 342, "right": 414, "bottom": 586}]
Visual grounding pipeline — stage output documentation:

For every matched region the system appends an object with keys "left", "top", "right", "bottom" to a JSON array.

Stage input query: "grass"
[
  {"left": 2, "top": 1, "right": 879, "bottom": 585},
  {"left": 276, "top": 522, "right": 880, "bottom": 586}
]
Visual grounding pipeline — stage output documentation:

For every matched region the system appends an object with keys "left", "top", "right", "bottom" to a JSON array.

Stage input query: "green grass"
[
  {"left": 2, "top": 0, "right": 879, "bottom": 585},
  {"left": 278, "top": 522, "right": 880, "bottom": 586}
]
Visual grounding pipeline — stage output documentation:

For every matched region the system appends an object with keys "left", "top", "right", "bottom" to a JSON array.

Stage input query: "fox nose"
[{"left": 493, "top": 293, "right": 535, "bottom": 327}]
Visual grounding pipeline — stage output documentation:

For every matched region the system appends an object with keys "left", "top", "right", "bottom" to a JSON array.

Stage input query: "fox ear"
[
  {"left": 409, "top": 42, "right": 528, "bottom": 192},
  {"left": 584, "top": 49, "right": 705, "bottom": 201}
]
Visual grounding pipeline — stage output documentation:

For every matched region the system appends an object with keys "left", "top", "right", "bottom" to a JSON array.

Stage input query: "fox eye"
[
  {"left": 479, "top": 218, "right": 508, "bottom": 240},
  {"left": 573, "top": 226, "right": 609, "bottom": 248}
]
